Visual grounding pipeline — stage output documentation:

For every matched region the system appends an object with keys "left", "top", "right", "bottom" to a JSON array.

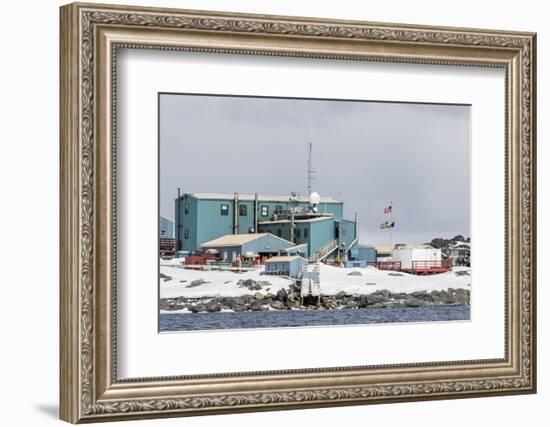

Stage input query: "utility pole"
[{"left": 307, "top": 142, "right": 316, "bottom": 196}]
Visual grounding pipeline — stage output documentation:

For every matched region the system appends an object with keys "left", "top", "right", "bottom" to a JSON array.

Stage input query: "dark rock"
[
  {"left": 428, "top": 290, "right": 446, "bottom": 304},
  {"left": 347, "top": 271, "right": 362, "bottom": 276},
  {"left": 238, "top": 294, "right": 253, "bottom": 304},
  {"left": 250, "top": 301, "right": 266, "bottom": 311},
  {"left": 254, "top": 292, "right": 264, "bottom": 300},
  {"left": 206, "top": 303, "right": 221, "bottom": 312},
  {"left": 160, "top": 273, "right": 172, "bottom": 281},
  {"left": 403, "top": 297, "right": 429, "bottom": 307},
  {"left": 455, "top": 270, "right": 470, "bottom": 276},
  {"left": 366, "top": 290, "right": 392, "bottom": 305},
  {"left": 186, "top": 279, "right": 209, "bottom": 288},
  {"left": 357, "top": 295, "right": 369, "bottom": 308},
  {"left": 369, "top": 302, "right": 387, "bottom": 308},
  {"left": 237, "top": 279, "right": 266, "bottom": 291},
  {"left": 270, "top": 300, "right": 284, "bottom": 310},
  {"left": 412, "top": 291, "right": 432, "bottom": 301},
  {"left": 288, "top": 292, "right": 299, "bottom": 301},
  {"left": 190, "top": 303, "right": 208, "bottom": 313},
  {"left": 455, "top": 288, "right": 470, "bottom": 304}
]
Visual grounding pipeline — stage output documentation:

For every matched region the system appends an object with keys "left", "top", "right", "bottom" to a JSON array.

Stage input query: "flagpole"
[{"left": 390, "top": 201, "right": 393, "bottom": 252}]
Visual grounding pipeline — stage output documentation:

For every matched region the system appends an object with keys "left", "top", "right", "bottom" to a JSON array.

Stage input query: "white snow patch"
[
  {"left": 160, "top": 266, "right": 292, "bottom": 299},
  {"left": 160, "top": 257, "right": 186, "bottom": 266},
  {"left": 160, "top": 264, "right": 471, "bottom": 299},
  {"left": 160, "top": 308, "right": 190, "bottom": 314}
]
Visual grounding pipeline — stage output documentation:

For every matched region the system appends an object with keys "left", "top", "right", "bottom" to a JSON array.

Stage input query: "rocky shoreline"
[{"left": 160, "top": 280, "right": 470, "bottom": 313}]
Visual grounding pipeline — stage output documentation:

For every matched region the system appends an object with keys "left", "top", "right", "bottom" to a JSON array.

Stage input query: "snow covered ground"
[{"left": 160, "top": 262, "right": 471, "bottom": 300}]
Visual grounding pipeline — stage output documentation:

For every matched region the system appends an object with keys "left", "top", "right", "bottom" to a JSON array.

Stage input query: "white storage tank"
[{"left": 391, "top": 244, "right": 442, "bottom": 269}]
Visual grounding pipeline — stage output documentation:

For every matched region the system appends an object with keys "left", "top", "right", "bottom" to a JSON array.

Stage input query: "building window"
[
  {"left": 261, "top": 205, "right": 269, "bottom": 217},
  {"left": 184, "top": 203, "right": 189, "bottom": 214},
  {"left": 275, "top": 205, "right": 283, "bottom": 215},
  {"left": 277, "top": 228, "right": 282, "bottom": 237},
  {"left": 296, "top": 228, "right": 302, "bottom": 239},
  {"left": 304, "top": 228, "right": 309, "bottom": 239},
  {"left": 220, "top": 204, "right": 229, "bottom": 216},
  {"left": 184, "top": 229, "right": 189, "bottom": 239},
  {"left": 239, "top": 204, "right": 247, "bottom": 216}
]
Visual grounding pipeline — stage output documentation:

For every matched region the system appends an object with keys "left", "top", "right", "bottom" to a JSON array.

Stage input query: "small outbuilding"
[
  {"left": 375, "top": 244, "right": 393, "bottom": 260},
  {"left": 264, "top": 256, "right": 308, "bottom": 279},
  {"left": 392, "top": 244, "right": 442, "bottom": 269},
  {"left": 390, "top": 244, "right": 452, "bottom": 274},
  {"left": 349, "top": 245, "right": 377, "bottom": 264},
  {"left": 200, "top": 233, "right": 295, "bottom": 262},
  {"left": 448, "top": 242, "right": 471, "bottom": 266}
]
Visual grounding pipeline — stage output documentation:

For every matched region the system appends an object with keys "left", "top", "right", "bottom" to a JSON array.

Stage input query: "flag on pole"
[
  {"left": 380, "top": 220, "right": 395, "bottom": 229},
  {"left": 384, "top": 203, "right": 392, "bottom": 214}
]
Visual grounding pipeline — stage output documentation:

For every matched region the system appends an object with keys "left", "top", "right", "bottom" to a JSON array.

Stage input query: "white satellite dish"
[{"left": 309, "top": 192, "right": 321, "bottom": 205}]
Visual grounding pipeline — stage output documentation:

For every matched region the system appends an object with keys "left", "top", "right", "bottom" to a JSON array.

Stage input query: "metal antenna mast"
[{"left": 307, "top": 142, "right": 316, "bottom": 196}]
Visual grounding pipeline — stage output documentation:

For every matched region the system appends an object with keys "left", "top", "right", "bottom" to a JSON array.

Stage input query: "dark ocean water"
[{"left": 159, "top": 305, "right": 470, "bottom": 332}]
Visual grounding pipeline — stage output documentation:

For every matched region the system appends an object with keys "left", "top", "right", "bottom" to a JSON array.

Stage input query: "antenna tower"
[{"left": 307, "top": 142, "right": 316, "bottom": 196}]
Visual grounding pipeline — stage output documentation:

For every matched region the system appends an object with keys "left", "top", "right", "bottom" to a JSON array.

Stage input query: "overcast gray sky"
[{"left": 160, "top": 94, "right": 470, "bottom": 245}]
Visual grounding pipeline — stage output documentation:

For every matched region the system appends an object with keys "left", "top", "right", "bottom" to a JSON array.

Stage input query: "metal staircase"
[{"left": 308, "top": 238, "right": 339, "bottom": 262}]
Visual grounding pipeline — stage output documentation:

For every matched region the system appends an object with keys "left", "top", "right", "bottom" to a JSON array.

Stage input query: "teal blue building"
[
  {"left": 264, "top": 256, "right": 308, "bottom": 279},
  {"left": 159, "top": 216, "right": 174, "bottom": 238},
  {"left": 175, "top": 192, "right": 357, "bottom": 261}
]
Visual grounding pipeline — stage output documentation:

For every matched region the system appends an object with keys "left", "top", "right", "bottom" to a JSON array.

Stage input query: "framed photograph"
[{"left": 60, "top": 2, "right": 537, "bottom": 423}]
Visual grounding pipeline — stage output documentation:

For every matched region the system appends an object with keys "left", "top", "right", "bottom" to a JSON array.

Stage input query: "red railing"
[
  {"left": 411, "top": 259, "right": 452, "bottom": 270},
  {"left": 367, "top": 261, "right": 402, "bottom": 271},
  {"left": 367, "top": 259, "right": 452, "bottom": 274}
]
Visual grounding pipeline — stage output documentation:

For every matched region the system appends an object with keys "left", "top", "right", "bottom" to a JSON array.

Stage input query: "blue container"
[{"left": 175, "top": 251, "right": 189, "bottom": 258}]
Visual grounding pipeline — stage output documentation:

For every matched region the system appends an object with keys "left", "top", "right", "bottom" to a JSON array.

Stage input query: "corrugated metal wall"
[
  {"left": 237, "top": 200, "right": 255, "bottom": 235},
  {"left": 176, "top": 196, "right": 199, "bottom": 252},
  {"left": 318, "top": 202, "right": 343, "bottom": 218},
  {"left": 202, "top": 235, "right": 295, "bottom": 260},
  {"left": 257, "top": 222, "right": 292, "bottom": 241},
  {"left": 265, "top": 258, "right": 307, "bottom": 278},
  {"left": 176, "top": 194, "right": 345, "bottom": 252},
  {"left": 159, "top": 216, "right": 174, "bottom": 238},
  {"left": 309, "top": 218, "right": 337, "bottom": 256},
  {"left": 350, "top": 246, "right": 377, "bottom": 263},
  {"left": 338, "top": 219, "right": 357, "bottom": 251},
  {"left": 242, "top": 234, "right": 294, "bottom": 254},
  {"left": 196, "top": 199, "right": 234, "bottom": 248}
]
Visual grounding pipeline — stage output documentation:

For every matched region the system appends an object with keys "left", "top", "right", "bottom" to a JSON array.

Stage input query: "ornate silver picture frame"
[{"left": 60, "top": 2, "right": 536, "bottom": 423}]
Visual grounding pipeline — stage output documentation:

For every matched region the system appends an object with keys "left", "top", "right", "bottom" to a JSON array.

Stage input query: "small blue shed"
[
  {"left": 349, "top": 245, "right": 377, "bottom": 263},
  {"left": 264, "top": 256, "right": 307, "bottom": 279}
]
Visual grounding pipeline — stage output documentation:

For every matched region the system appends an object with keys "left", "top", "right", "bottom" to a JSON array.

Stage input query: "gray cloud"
[{"left": 160, "top": 94, "right": 470, "bottom": 244}]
